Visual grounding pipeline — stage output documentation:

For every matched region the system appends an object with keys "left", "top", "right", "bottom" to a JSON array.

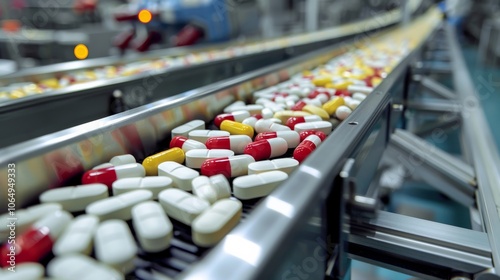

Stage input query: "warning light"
[
  {"left": 138, "top": 9, "right": 152, "bottom": 24},
  {"left": 74, "top": 44, "right": 89, "bottom": 60}
]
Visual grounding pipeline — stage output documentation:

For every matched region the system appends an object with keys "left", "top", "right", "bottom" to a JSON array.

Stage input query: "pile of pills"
[{"left": 0, "top": 30, "right": 418, "bottom": 279}]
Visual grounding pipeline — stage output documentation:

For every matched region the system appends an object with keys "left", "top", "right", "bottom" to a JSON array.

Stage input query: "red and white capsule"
[
  {"left": 291, "top": 100, "right": 307, "bottom": 111},
  {"left": 293, "top": 135, "right": 323, "bottom": 163},
  {"left": 205, "top": 135, "right": 253, "bottom": 154},
  {"left": 286, "top": 115, "right": 322, "bottom": 129},
  {"left": 200, "top": 155, "right": 255, "bottom": 178},
  {"left": 170, "top": 136, "right": 206, "bottom": 152},
  {"left": 1, "top": 210, "right": 72, "bottom": 266},
  {"left": 244, "top": 138, "right": 288, "bottom": 161},
  {"left": 299, "top": 130, "right": 327, "bottom": 142},
  {"left": 254, "top": 131, "right": 300, "bottom": 148},
  {"left": 214, "top": 110, "right": 251, "bottom": 127},
  {"left": 82, "top": 163, "right": 145, "bottom": 188}
]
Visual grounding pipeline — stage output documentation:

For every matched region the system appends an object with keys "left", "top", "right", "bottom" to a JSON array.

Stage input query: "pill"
[
  {"left": 233, "top": 171, "right": 288, "bottom": 199},
  {"left": 255, "top": 119, "right": 291, "bottom": 133},
  {"left": 242, "top": 115, "right": 262, "bottom": 128},
  {"left": 158, "top": 161, "right": 199, "bottom": 190},
  {"left": 291, "top": 100, "right": 307, "bottom": 111},
  {"left": 192, "top": 175, "right": 231, "bottom": 204},
  {"left": 303, "top": 98, "right": 323, "bottom": 107},
  {"left": 172, "top": 120, "right": 205, "bottom": 138},
  {"left": 2, "top": 263, "right": 44, "bottom": 280},
  {"left": 192, "top": 199, "right": 242, "bottom": 247},
  {"left": 335, "top": 105, "right": 353, "bottom": 120},
  {"left": 158, "top": 189, "right": 210, "bottom": 225},
  {"left": 223, "top": 100, "right": 245, "bottom": 113},
  {"left": 261, "top": 108, "right": 274, "bottom": 118},
  {"left": 214, "top": 110, "right": 250, "bottom": 127},
  {"left": 112, "top": 177, "right": 173, "bottom": 198},
  {"left": 188, "top": 129, "right": 230, "bottom": 144},
  {"left": 201, "top": 155, "right": 255, "bottom": 178},
  {"left": 53, "top": 215, "right": 99, "bottom": 256},
  {"left": 345, "top": 98, "right": 361, "bottom": 110},
  {"left": 82, "top": 163, "right": 145, "bottom": 188},
  {"left": 92, "top": 162, "right": 114, "bottom": 170},
  {"left": 185, "top": 149, "right": 235, "bottom": 169},
  {"left": 95, "top": 220, "right": 137, "bottom": 273},
  {"left": 248, "top": 158, "right": 299, "bottom": 175},
  {"left": 299, "top": 130, "right": 327, "bottom": 142},
  {"left": 294, "top": 121, "right": 333, "bottom": 135},
  {"left": 109, "top": 154, "right": 136, "bottom": 165},
  {"left": 285, "top": 115, "right": 322, "bottom": 129},
  {"left": 220, "top": 120, "right": 254, "bottom": 138},
  {"left": 226, "top": 104, "right": 263, "bottom": 115},
  {"left": 0, "top": 210, "right": 72, "bottom": 266},
  {"left": 0, "top": 203, "right": 62, "bottom": 242},
  {"left": 39, "top": 184, "right": 108, "bottom": 212},
  {"left": 273, "top": 110, "right": 311, "bottom": 123},
  {"left": 142, "top": 147, "right": 185, "bottom": 176},
  {"left": 205, "top": 135, "right": 253, "bottom": 154},
  {"left": 352, "top": 92, "right": 367, "bottom": 101},
  {"left": 132, "top": 201, "right": 173, "bottom": 252},
  {"left": 302, "top": 105, "right": 330, "bottom": 120},
  {"left": 47, "top": 254, "right": 124, "bottom": 280},
  {"left": 170, "top": 136, "right": 207, "bottom": 152},
  {"left": 86, "top": 190, "right": 153, "bottom": 221},
  {"left": 244, "top": 138, "right": 288, "bottom": 161},
  {"left": 347, "top": 84, "right": 373, "bottom": 94},
  {"left": 322, "top": 97, "right": 345, "bottom": 116},
  {"left": 293, "top": 135, "right": 322, "bottom": 163},
  {"left": 254, "top": 131, "right": 300, "bottom": 148}
]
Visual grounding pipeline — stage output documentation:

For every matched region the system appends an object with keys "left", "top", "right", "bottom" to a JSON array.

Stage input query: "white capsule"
[
  {"left": 95, "top": 220, "right": 137, "bottom": 274},
  {"left": 172, "top": 120, "right": 205, "bottom": 138},
  {"left": 109, "top": 154, "right": 136, "bottom": 165},
  {"left": 158, "top": 161, "right": 200, "bottom": 191},
  {"left": 303, "top": 98, "right": 322, "bottom": 107},
  {"left": 158, "top": 189, "right": 210, "bottom": 225},
  {"left": 132, "top": 201, "right": 173, "bottom": 252},
  {"left": 347, "top": 84, "right": 373, "bottom": 94},
  {"left": 242, "top": 116, "right": 260, "bottom": 128},
  {"left": 53, "top": 215, "right": 99, "bottom": 256},
  {"left": 2, "top": 263, "right": 44, "bottom": 280},
  {"left": 352, "top": 92, "right": 367, "bottom": 101},
  {"left": 255, "top": 119, "right": 291, "bottom": 133},
  {"left": 112, "top": 177, "right": 173, "bottom": 198},
  {"left": 336, "top": 105, "right": 353, "bottom": 120},
  {"left": 47, "top": 254, "right": 124, "bottom": 280},
  {"left": 233, "top": 171, "right": 288, "bottom": 199},
  {"left": 39, "top": 184, "right": 108, "bottom": 212},
  {"left": 226, "top": 105, "right": 263, "bottom": 115},
  {"left": 294, "top": 121, "right": 333, "bottom": 135},
  {"left": 86, "top": 190, "right": 153, "bottom": 221},
  {"left": 188, "top": 130, "right": 230, "bottom": 144},
  {"left": 185, "top": 149, "right": 235, "bottom": 169},
  {"left": 192, "top": 199, "right": 242, "bottom": 247},
  {"left": 261, "top": 108, "right": 274, "bottom": 119},
  {"left": 223, "top": 100, "right": 245, "bottom": 113},
  {"left": 248, "top": 158, "right": 299, "bottom": 175}
]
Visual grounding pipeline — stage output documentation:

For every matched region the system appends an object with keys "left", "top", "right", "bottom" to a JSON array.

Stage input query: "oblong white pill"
[
  {"left": 86, "top": 190, "right": 153, "bottom": 221},
  {"left": 132, "top": 201, "right": 173, "bottom": 252},
  {"left": 192, "top": 174, "right": 231, "bottom": 204},
  {"left": 53, "top": 215, "right": 99, "bottom": 256},
  {"left": 255, "top": 119, "right": 291, "bottom": 133},
  {"left": 192, "top": 199, "right": 242, "bottom": 247},
  {"left": 188, "top": 130, "right": 230, "bottom": 144},
  {"left": 233, "top": 171, "right": 288, "bottom": 199},
  {"left": 109, "top": 154, "right": 136, "bottom": 165},
  {"left": 95, "top": 220, "right": 137, "bottom": 274},
  {"left": 335, "top": 105, "right": 353, "bottom": 120},
  {"left": 294, "top": 121, "right": 333, "bottom": 135},
  {"left": 3, "top": 263, "right": 44, "bottom": 280},
  {"left": 172, "top": 120, "right": 205, "bottom": 138},
  {"left": 158, "top": 161, "right": 200, "bottom": 191},
  {"left": 226, "top": 105, "right": 263, "bottom": 115},
  {"left": 39, "top": 184, "right": 108, "bottom": 212},
  {"left": 185, "top": 149, "right": 235, "bottom": 169},
  {"left": 158, "top": 189, "right": 210, "bottom": 225},
  {"left": 248, "top": 158, "right": 299, "bottom": 175},
  {"left": 112, "top": 177, "right": 173, "bottom": 198},
  {"left": 48, "top": 254, "right": 124, "bottom": 280}
]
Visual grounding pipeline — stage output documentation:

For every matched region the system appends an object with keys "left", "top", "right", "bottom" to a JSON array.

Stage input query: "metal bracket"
[{"left": 413, "top": 75, "right": 457, "bottom": 99}]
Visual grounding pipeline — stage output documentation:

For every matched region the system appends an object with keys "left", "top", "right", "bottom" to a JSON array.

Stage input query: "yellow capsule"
[
  {"left": 331, "top": 80, "right": 353, "bottom": 90},
  {"left": 9, "top": 90, "right": 26, "bottom": 99},
  {"left": 220, "top": 120, "right": 254, "bottom": 138},
  {"left": 40, "top": 78, "right": 60, "bottom": 89},
  {"left": 142, "top": 147, "right": 185, "bottom": 176},
  {"left": 324, "top": 83, "right": 335, "bottom": 89},
  {"left": 312, "top": 76, "right": 331, "bottom": 87},
  {"left": 362, "top": 66, "right": 375, "bottom": 76},
  {"left": 323, "top": 97, "right": 345, "bottom": 116},
  {"left": 302, "top": 105, "right": 330, "bottom": 120},
  {"left": 372, "top": 77, "right": 383, "bottom": 86},
  {"left": 273, "top": 110, "right": 312, "bottom": 123}
]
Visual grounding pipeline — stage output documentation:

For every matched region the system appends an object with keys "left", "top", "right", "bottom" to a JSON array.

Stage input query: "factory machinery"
[{"left": 1, "top": 3, "right": 499, "bottom": 280}]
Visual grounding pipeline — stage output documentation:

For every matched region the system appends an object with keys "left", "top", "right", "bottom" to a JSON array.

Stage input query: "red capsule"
[
  {"left": 334, "top": 89, "right": 351, "bottom": 97},
  {"left": 293, "top": 135, "right": 323, "bottom": 163},
  {"left": 243, "top": 138, "right": 288, "bottom": 161},
  {"left": 81, "top": 163, "right": 145, "bottom": 188},
  {"left": 291, "top": 100, "right": 307, "bottom": 111},
  {"left": 214, "top": 111, "right": 250, "bottom": 127},
  {"left": 200, "top": 155, "right": 255, "bottom": 178},
  {"left": 286, "top": 115, "right": 322, "bottom": 129},
  {"left": 299, "top": 130, "right": 327, "bottom": 142},
  {"left": 307, "top": 89, "right": 330, "bottom": 99},
  {"left": 206, "top": 135, "right": 252, "bottom": 154}
]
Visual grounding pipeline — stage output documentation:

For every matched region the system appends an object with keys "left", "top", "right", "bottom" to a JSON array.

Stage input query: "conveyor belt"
[
  {"left": 0, "top": 2, "right": 428, "bottom": 148},
  {"left": 0, "top": 7, "right": 447, "bottom": 280}
]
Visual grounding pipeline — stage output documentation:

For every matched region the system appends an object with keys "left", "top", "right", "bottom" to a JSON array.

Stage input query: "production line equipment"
[
  {"left": 1, "top": 5, "right": 499, "bottom": 280},
  {"left": 0, "top": 0, "right": 426, "bottom": 148}
]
